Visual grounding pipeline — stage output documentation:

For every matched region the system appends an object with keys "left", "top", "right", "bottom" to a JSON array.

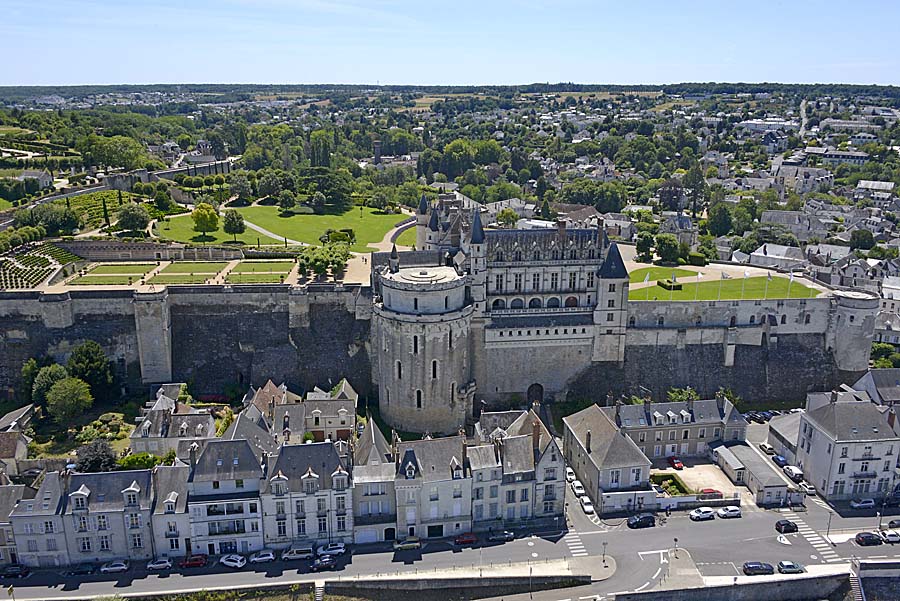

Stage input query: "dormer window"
[
  {"left": 333, "top": 475, "right": 346, "bottom": 491},
  {"left": 195, "top": 423, "right": 204, "bottom": 436},
  {"left": 179, "top": 423, "right": 187, "bottom": 437},
  {"left": 453, "top": 465, "right": 462, "bottom": 479},
  {"left": 405, "top": 463, "right": 416, "bottom": 479},
  {"left": 125, "top": 493, "right": 137, "bottom": 506},
  {"left": 74, "top": 497, "right": 85, "bottom": 510},
  {"left": 142, "top": 422, "right": 151, "bottom": 437},
  {"left": 165, "top": 502, "right": 175, "bottom": 513}
]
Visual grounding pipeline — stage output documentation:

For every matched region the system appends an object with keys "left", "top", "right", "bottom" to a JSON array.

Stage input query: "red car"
[
  {"left": 699, "top": 488, "right": 722, "bottom": 498},
  {"left": 668, "top": 456, "right": 684, "bottom": 470},
  {"left": 178, "top": 554, "right": 208, "bottom": 569},
  {"left": 454, "top": 532, "right": 478, "bottom": 545}
]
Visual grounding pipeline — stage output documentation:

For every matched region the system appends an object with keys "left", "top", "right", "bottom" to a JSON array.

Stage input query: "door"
[
  {"left": 427, "top": 525, "right": 443, "bottom": 538},
  {"left": 669, "top": 444, "right": 677, "bottom": 455},
  {"left": 356, "top": 529, "right": 377, "bottom": 544},
  {"left": 697, "top": 442, "right": 707, "bottom": 455},
  {"left": 207, "top": 543, "right": 215, "bottom": 555},
  {"left": 383, "top": 527, "right": 396, "bottom": 541},
  {"left": 680, "top": 443, "right": 689, "bottom": 455},
  {"left": 241, "top": 540, "right": 249, "bottom": 553}
]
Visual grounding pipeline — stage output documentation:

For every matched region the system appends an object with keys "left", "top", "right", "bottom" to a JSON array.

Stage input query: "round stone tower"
[
  {"left": 829, "top": 289, "right": 879, "bottom": 373},
  {"left": 372, "top": 264, "right": 473, "bottom": 434}
]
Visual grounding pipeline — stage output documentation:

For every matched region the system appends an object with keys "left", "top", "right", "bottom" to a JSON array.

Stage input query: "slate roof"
[
  {"left": 353, "top": 419, "right": 391, "bottom": 467},
  {"left": 152, "top": 465, "right": 189, "bottom": 514},
  {"left": 725, "top": 442, "right": 787, "bottom": 488},
  {"left": 190, "top": 439, "right": 262, "bottom": 483},
  {"left": 467, "top": 444, "right": 500, "bottom": 471},
  {"left": 599, "top": 243, "right": 627, "bottom": 279},
  {"left": 601, "top": 398, "right": 746, "bottom": 428},
  {"left": 470, "top": 208, "right": 485, "bottom": 244},
  {"left": 805, "top": 400, "right": 897, "bottom": 442},
  {"left": 768, "top": 413, "right": 802, "bottom": 447},
  {"left": 263, "top": 442, "right": 347, "bottom": 493},
  {"left": 500, "top": 435, "right": 534, "bottom": 475},
  {"left": 418, "top": 193, "right": 429, "bottom": 215},
  {"left": 0, "top": 485, "right": 33, "bottom": 524},
  {"left": 866, "top": 369, "right": 900, "bottom": 404},
  {"left": 487, "top": 314, "right": 594, "bottom": 329},
  {"left": 11, "top": 471, "right": 63, "bottom": 517},
  {"left": 563, "top": 405, "right": 649, "bottom": 470},
  {"left": 65, "top": 469, "right": 153, "bottom": 514},
  {"left": 395, "top": 436, "right": 467, "bottom": 482},
  {"left": 223, "top": 406, "right": 277, "bottom": 459},
  {"left": 0, "top": 404, "right": 33, "bottom": 432}
]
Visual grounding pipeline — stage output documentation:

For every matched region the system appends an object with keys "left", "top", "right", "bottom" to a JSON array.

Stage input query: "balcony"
[
  {"left": 208, "top": 526, "right": 246, "bottom": 536},
  {"left": 165, "top": 530, "right": 179, "bottom": 538},
  {"left": 852, "top": 471, "right": 878, "bottom": 479},
  {"left": 354, "top": 513, "right": 396, "bottom": 526},
  {"left": 206, "top": 505, "right": 244, "bottom": 517}
]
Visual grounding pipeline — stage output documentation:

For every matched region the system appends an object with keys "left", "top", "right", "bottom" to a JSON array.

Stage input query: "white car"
[
  {"left": 282, "top": 546, "right": 315, "bottom": 561},
  {"left": 100, "top": 560, "right": 129, "bottom": 574},
  {"left": 580, "top": 495, "right": 595, "bottom": 514},
  {"left": 571, "top": 480, "right": 586, "bottom": 496},
  {"left": 799, "top": 482, "right": 816, "bottom": 496},
  {"left": 716, "top": 505, "right": 742, "bottom": 519},
  {"left": 249, "top": 550, "right": 276, "bottom": 564},
  {"left": 219, "top": 554, "right": 247, "bottom": 569},
  {"left": 146, "top": 558, "right": 172, "bottom": 571},
  {"left": 783, "top": 466, "right": 804, "bottom": 482},
  {"left": 689, "top": 507, "right": 716, "bottom": 521},
  {"left": 317, "top": 543, "right": 347, "bottom": 557},
  {"left": 851, "top": 498, "right": 876, "bottom": 510},
  {"left": 565, "top": 467, "right": 576, "bottom": 483},
  {"left": 881, "top": 530, "right": 900, "bottom": 544}
]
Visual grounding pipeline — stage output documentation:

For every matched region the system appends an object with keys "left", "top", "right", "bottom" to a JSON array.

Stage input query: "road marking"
[
  {"left": 635, "top": 582, "right": 650, "bottom": 591},
  {"left": 652, "top": 567, "right": 661, "bottom": 579},
  {"left": 564, "top": 530, "right": 588, "bottom": 557}
]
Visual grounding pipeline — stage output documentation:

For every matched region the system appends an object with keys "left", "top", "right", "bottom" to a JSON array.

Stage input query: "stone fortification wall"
[
  {"left": 611, "top": 573, "right": 848, "bottom": 601},
  {"left": 57, "top": 240, "right": 244, "bottom": 262}
]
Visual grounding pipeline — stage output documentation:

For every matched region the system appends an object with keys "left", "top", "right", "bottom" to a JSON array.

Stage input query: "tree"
[
  {"left": 278, "top": 189, "right": 296, "bottom": 211},
  {"left": 654, "top": 233, "right": 680, "bottom": 264},
  {"left": 76, "top": 439, "right": 118, "bottom": 473},
  {"left": 101, "top": 197, "right": 110, "bottom": 227},
  {"left": 496, "top": 208, "right": 519, "bottom": 228},
  {"left": 154, "top": 188, "right": 172, "bottom": 211},
  {"left": 310, "top": 191, "right": 326, "bottom": 211},
  {"left": 682, "top": 164, "right": 708, "bottom": 217},
  {"left": 176, "top": 134, "right": 192, "bottom": 151},
  {"left": 20, "top": 358, "right": 40, "bottom": 403},
  {"left": 46, "top": 377, "right": 93, "bottom": 426},
  {"left": 309, "top": 130, "right": 332, "bottom": 167},
  {"left": 658, "top": 179, "right": 684, "bottom": 212},
  {"left": 850, "top": 229, "right": 875, "bottom": 251},
  {"left": 32, "top": 364, "right": 68, "bottom": 406},
  {"left": 667, "top": 386, "right": 700, "bottom": 403},
  {"left": 229, "top": 174, "right": 252, "bottom": 203},
  {"left": 636, "top": 231, "right": 654, "bottom": 263},
  {"left": 67, "top": 341, "right": 113, "bottom": 400},
  {"left": 222, "top": 209, "right": 246, "bottom": 242},
  {"left": 540, "top": 199, "right": 551, "bottom": 220},
  {"left": 191, "top": 203, "right": 219, "bottom": 239},
  {"left": 118, "top": 452, "right": 161, "bottom": 470},
  {"left": 536, "top": 176, "right": 550, "bottom": 201},
  {"left": 116, "top": 202, "right": 150, "bottom": 232},
  {"left": 707, "top": 203, "right": 733, "bottom": 237},
  {"left": 872, "top": 342, "right": 895, "bottom": 361},
  {"left": 257, "top": 172, "right": 282, "bottom": 198}
]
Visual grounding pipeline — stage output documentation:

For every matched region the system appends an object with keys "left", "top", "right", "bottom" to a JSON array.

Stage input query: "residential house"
[
  {"left": 9, "top": 472, "right": 69, "bottom": 568},
  {"left": 820, "top": 149, "right": 869, "bottom": 167},
  {"left": 150, "top": 465, "right": 191, "bottom": 560},
  {"left": 0, "top": 431, "right": 30, "bottom": 476},
  {"left": 221, "top": 404, "right": 277, "bottom": 458},
  {"left": 749, "top": 244, "right": 806, "bottom": 271},
  {"left": 602, "top": 213, "right": 636, "bottom": 241},
  {"left": 352, "top": 420, "right": 397, "bottom": 544},
  {"left": 260, "top": 442, "right": 353, "bottom": 549},
  {"left": 762, "top": 130, "right": 789, "bottom": 154},
  {"left": 767, "top": 413, "right": 802, "bottom": 465},
  {"left": 483, "top": 198, "right": 537, "bottom": 225},
  {"left": 760, "top": 210, "right": 828, "bottom": 243},
  {"left": 15, "top": 170, "right": 53, "bottom": 190},
  {"left": 0, "top": 485, "right": 33, "bottom": 565},
  {"left": 131, "top": 384, "right": 215, "bottom": 455},
  {"left": 854, "top": 369, "right": 900, "bottom": 406},
  {"left": 659, "top": 213, "right": 698, "bottom": 249}
]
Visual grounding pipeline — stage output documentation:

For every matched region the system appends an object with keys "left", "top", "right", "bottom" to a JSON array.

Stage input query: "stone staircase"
[
  {"left": 314, "top": 580, "right": 325, "bottom": 601},
  {"left": 849, "top": 573, "right": 865, "bottom": 601}
]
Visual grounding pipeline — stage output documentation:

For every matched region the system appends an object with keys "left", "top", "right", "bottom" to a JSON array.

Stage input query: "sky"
[{"left": 2, "top": 0, "right": 899, "bottom": 87}]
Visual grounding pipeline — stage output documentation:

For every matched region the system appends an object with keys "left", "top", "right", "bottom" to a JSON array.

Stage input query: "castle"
[{"left": 0, "top": 195, "right": 881, "bottom": 437}]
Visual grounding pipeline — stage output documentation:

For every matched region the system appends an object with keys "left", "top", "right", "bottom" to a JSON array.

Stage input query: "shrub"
[
  {"left": 688, "top": 252, "right": 707, "bottom": 266},
  {"left": 657, "top": 279, "right": 682, "bottom": 291}
]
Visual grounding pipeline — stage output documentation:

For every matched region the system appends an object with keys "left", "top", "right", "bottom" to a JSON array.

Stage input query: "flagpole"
[
  {"left": 741, "top": 272, "right": 747, "bottom": 300},
  {"left": 764, "top": 275, "right": 770, "bottom": 300},
  {"left": 787, "top": 272, "right": 793, "bottom": 298},
  {"left": 695, "top": 273, "right": 701, "bottom": 301},
  {"left": 718, "top": 274, "right": 723, "bottom": 301}
]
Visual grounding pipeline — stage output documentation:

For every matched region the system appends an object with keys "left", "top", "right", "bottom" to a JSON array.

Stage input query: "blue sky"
[{"left": 2, "top": 0, "right": 899, "bottom": 86}]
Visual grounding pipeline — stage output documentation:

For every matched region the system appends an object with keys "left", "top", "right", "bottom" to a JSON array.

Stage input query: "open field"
[
  {"left": 69, "top": 274, "right": 142, "bottom": 286},
  {"left": 226, "top": 272, "right": 289, "bottom": 284},
  {"left": 628, "top": 276, "right": 818, "bottom": 301},
  {"left": 158, "top": 261, "right": 227, "bottom": 274},
  {"left": 148, "top": 273, "right": 217, "bottom": 285},
  {"left": 0, "top": 199, "right": 12, "bottom": 211},
  {"left": 628, "top": 266, "right": 695, "bottom": 284},
  {"left": 87, "top": 263, "right": 156, "bottom": 275},
  {"left": 235, "top": 205, "right": 401, "bottom": 252},
  {"left": 0, "top": 126, "right": 31, "bottom": 135},
  {"left": 157, "top": 213, "right": 281, "bottom": 246},
  {"left": 230, "top": 260, "right": 293, "bottom": 273},
  {"left": 394, "top": 226, "right": 416, "bottom": 247}
]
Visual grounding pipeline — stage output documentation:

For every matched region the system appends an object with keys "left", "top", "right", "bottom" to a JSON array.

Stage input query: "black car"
[
  {"left": 488, "top": 530, "right": 515, "bottom": 542},
  {"left": 743, "top": 561, "right": 775, "bottom": 576},
  {"left": 889, "top": 519, "right": 900, "bottom": 529},
  {"left": 66, "top": 563, "right": 97, "bottom": 576},
  {"left": 627, "top": 514, "right": 656, "bottom": 529},
  {"left": 310, "top": 556, "right": 336, "bottom": 572},
  {"left": 0, "top": 564, "right": 30, "bottom": 579},
  {"left": 856, "top": 532, "right": 884, "bottom": 546},
  {"left": 775, "top": 519, "right": 798, "bottom": 534}
]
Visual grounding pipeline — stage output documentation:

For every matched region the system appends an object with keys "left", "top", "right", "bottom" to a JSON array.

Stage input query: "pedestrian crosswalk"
[
  {"left": 783, "top": 510, "right": 843, "bottom": 563},
  {"left": 807, "top": 496, "right": 831, "bottom": 511},
  {"left": 564, "top": 530, "right": 588, "bottom": 557}
]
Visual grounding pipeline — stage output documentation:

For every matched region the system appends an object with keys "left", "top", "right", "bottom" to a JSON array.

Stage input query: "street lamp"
[
  {"left": 826, "top": 511, "right": 834, "bottom": 545},
  {"left": 602, "top": 541, "right": 608, "bottom": 568},
  {"left": 673, "top": 537, "right": 679, "bottom": 559}
]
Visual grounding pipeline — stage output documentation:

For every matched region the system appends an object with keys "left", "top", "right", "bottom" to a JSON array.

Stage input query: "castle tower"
[
  {"left": 415, "top": 194, "right": 429, "bottom": 250},
  {"left": 593, "top": 242, "right": 629, "bottom": 363},
  {"left": 828, "top": 289, "right": 879, "bottom": 373},
  {"left": 372, "top": 263, "right": 474, "bottom": 434},
  {"left": 424, "top": 206, "right": 440, "bottom": 250}
]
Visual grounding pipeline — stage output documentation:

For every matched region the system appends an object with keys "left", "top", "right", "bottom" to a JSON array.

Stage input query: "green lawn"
[
  {"left": 88, "top": 263, "right": 156, "bottom": 275},
  {"left": 158, "top": 213, "right": 281, "bottom": 246},
  {"left": 235, "top": 205, "right": 402, "bottom": 252},
  {"left": 394, "top": 226, "right": 417, "bottom": 248},
  {"left": 629, "top": 266, "right": 695, "bottom": 284},
  {"left": 159, "top": 261, "right": 228, "bottom": 274},
  {"left": 629, "top": 276, "right": 818, "bottom": 301},
  {"left": 149, "top": 273, "right": 216, "bottom": 285},
  {"left": 226, "top": 273, "right": 289, "bottom": 284},
  {"left": 230, "top": 261, "right": 294, "bottom": 274},
  {"left": 0, "top": 198, "right": 12, "bottom": 211},
  {"left": 69, "top": 275, "right": 141, "bottom": 286}
]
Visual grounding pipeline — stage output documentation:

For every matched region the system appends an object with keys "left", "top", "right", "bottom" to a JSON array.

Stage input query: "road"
[{"left": 799, "top": 98, "right": 809, "bottom": 137}]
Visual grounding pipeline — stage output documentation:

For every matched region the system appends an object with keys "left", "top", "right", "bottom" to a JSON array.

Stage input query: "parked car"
[
  {"left": 851, "top": 498, "right": 876, "bottom": 510},
  {"left": 627, "top": 514, "right": 656, "bottom": 529},
  {"left": 219, "top": 554, "right": 247, "bottom": 569},
  {"left": 698, "top": 488, "right": 722, "bottom": 498},
  {"left": 856, "top": 532, "right": 883, "bottom": 546},
  {"left": 758, "top": 412, "right": 774, "bottom": 422},
  {"left": 775, "top": 519, "right": 798, "bottom": 534},
  {"left": 889, "top": 519, "right": 900, "bottom": 529},
  {"left": 881, "top": 530, "right": 900, "bottom": 544},
  {"left": 393, "top": 537, "right": 422, "bottom": 551},
  {"left": 454, "top": 532, "right": 478, "bottom": 545},
  {"left": 0, "top": 564, "right": 30, "bottom": 579},
  {"left": 488, "top": 530, "right": 515, "bottom": 542},
  {"left": 777, "top": 561, "right": 805, "bottom": 574},
  {"left": 565, "top": 467, "right": 576, "bottom": 483},
  {"left": 689, "top": 507, "right": 716, "bottom": 521},
  {"left": 743, "top": 562, "right": 774, "bottom": 575},
  {"left": 100, "top": 560, "right": 129, "bottom": 574},
  {"left": 717, "top": 506, "right": 742, "bottom": 519},
  {"left": 580, "top": 495, "right": 595, "bottom": 514},
  {"left": 571, "top": 480, "right": 586, "bottom": 496},
  {"left": 789, "top": 408, "right": 805, "bottom": 414},
  {"left": 799, "top": 482, "right": 816, "bottom": 496},
  {"left": 310, "top": 556, "right": 337, "bottom": 572},
  {"left": 783, "top": 466, "right": 804, "bottom": 482},
  {"left": 772, "top": 455, "right": 788, "bottom": 468},
  {"left": 178, "top": 555, "right": 209, "bottom": 569},
  {"left": 317, "top": 543, "right": 347, "bottom": 557},
  {"left": 249, "top": 549, "right": 276, "bottom": 564},
  {"left": 282, "top": 546, "right": 315, "bottom": 560},
  {"left": 668, "top": 456, "right": 684, "bottom": 470},
  {"left": 66, "top": 563, "right": 97, "bottom": 576},
  {"left": 146, "top": 558, "right": 172, "bottom": 571},
  {"left": 759, "top": 443, "right": 775, "bottom": 455}
]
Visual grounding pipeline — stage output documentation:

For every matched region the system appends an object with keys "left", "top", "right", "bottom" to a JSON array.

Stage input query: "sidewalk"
[
  {"left": 330, "top": 557, "right": 602, "bottom": 582},
  {"left": 653, "top": 549, "right": 704, "bottom": 590}
]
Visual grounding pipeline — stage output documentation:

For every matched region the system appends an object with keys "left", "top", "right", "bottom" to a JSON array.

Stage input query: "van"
[
  {"left": 281, "top": 546, "right": 315, "bottom": 561},
  {"left": 783, "top": 466, "right": 803, "bottom": 482}
]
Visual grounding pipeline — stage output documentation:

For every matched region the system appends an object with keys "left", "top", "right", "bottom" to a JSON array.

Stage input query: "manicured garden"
[
  {"left": 87, "top": 263, "right": 156, "bottom": 275},
  {"left": 69, "top": 274, "right": 143, "bottom": 286},
  {"left": 226, "top": 272, "right": 289, "bottom": 284},
  {"left": 157, "top": 261, "right": 228, "bottom": 274},
  {"left": 157, "top": 213, "right": 281, "bottom": 246},
  {"left": 229, "top": 260, "right": 294, "bottom": 273},
  {"left": 628, "top": 266, "right": 695, "bottom": 284},
  {"left": 394, "top": 225, "right": 417, "bottom": 248},
  {"left": 629, "top": 276, "right": 818, "bottom": 301},
  {"left": 148, "top": 273, "right": 217, "bottom": 285}
]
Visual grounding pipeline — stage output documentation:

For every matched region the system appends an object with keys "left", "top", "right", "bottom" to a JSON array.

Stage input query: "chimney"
[
  {"left": 459, "top": 430, "right": 467, "bottom": 467},
  {"left": 532, "top": 398, "right": 541, "bottom": 415},
  {"left": 830, "top": 390, "right": 838, "bottom": 404},
  {"left": 189, "top": 442, "right": 198, "bottom": 469},
  {"left": 269, "top": 396, "right": 275, "bottom": 422},
  {"left": 643, "top": 395, "right": 652, "bottom": 413},
  {"left": 615, "top": 399, "right": 622, "bottom": 425},
  {"left": 889, "top": 408, "right": 896, "bottom": 430},
  {"left": 532, "top": 420, "right": 541, "bottom": 452},
  {"left": 687, "top": 395, "right": 695, "bottom": 414},
  {"left": 556, "top": 219, "right": 566, "bottom": 239},
  {"left": 392, "top": 430, "right": 399, "bottom": 468},
  {"left": 586, "top": 430, "right": 592, "bottom": 454},
  {"left": 715, "top": 390, "right": 725, "bottom": 413}
]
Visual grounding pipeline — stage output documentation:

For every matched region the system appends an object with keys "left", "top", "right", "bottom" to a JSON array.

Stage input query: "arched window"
[
  {"left": 510, "top": 298, "right": 525, "bottom": 309},
  {"left": 491, "top": 299, "right": 506, "bottom": 310},
  {"left": 780, "top": 314, "right": 786, "bottom": 324},
  {"left": 749, "top": 315, "right": 755, "bottom": 325},
  {"left": 529, "top": 298, "right": 542, "bottom": 309},
  {"left": 515, "top": 251, "right": 522, "bottom": 261},
  {"left": 658, "top": 316, "right": 664, "bottom": 327},
  {"left": 805, "top": 314, "right": 811, "bottom": 325},
  {"left": 397, "top": 361, "right": 402, "bottom": 380},
  {"left": 547, "top": 297, "right": 561, "bottom": 308},
  {"left": 570, "top": 249, "right": 577, "bottom": 259},
  {"left": 729, "top": 316, "right": 736, "bottom": 327},
  {"left": 565, "top": 296, "right": 578, "bottom": 308},
  {"left": 416, "top": 390, "right": 422, "bottom": 409},
  {"left": 628, "top": 316, "right": 636, "bottom": 327},
  {"left": 431, "top": 360, "right": 437, "bottom": 379}
]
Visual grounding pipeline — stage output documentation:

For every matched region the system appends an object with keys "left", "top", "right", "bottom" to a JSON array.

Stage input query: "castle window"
[
  {"left": 448, "top": 334, "right": 453, "bottom": 350},
  {"left": 552, "top": 250, "right": 559, "bottom": 260},
  {"left": 570, "top": 250, "right": 577, "bottom": 260},
  {"left": 514, "top": 273, "right": 522, "bottom": 291},
  {"left": 729, "top": 316, "right": 736, "bottom": 327},
  {"left": 658, "top": 317, "right": 664, "bottom": 326},
  {"left": 805, "top": 314, "right": 811, "bottom": 324},
  {"left": 414, "top": 298, "right": 418, "bottom": 311},
  {"left": 569, "top": 273, "right": 577, "bottom": 289},
  {"left": 629, "top": 316, "right": 635, "bottom": 327},
  {"left": 588, "top": 273, "right": 595, "bottom": 288},
  {"left": 547, "top": 297, "right": 560, "bottom": 308},
  {"left": 565, "top": 296, "right": 578, "bottom": 308},
  {"left": 515, "top": 251, "right": 522, "bottom": 262},
  {"left": 444, "top": 296, "right": 448, "bottom": 309},
  {"left": 780, "top": 315, "right": 786, "bottom": 324},
  {"left": 551, "top": 273, "right": 559, "bottom": 290},
  {"left": 608, "top": 299, "right": 615, "bottom": 308},
  {"left": 510, "top": 298, "right": 524, "bottom": 309},
  {"left": 416, "top": 390, "right": 422, "bottom": 409},
  {"left": 432, "top": 360, "right": 438, "bottom": 379},
  {"left": 495, "top": 274, "right": 504, "bottom": 291},
  {"left": 589, "top": 249, "right": 595, "bottom": 259},
  {"left": 397, "top": 361, "right": 402, "bottom": 380},
  {"left": 533, "top": 251, "right": 540, "bottom": 261},
  {"left": 413, "top": 336, "right": 418, "bottom": 354},
  {"left": 531, "top": 273, "right": 540, "bottom": 291},
  {"left": 491, "top": 299, "right": 505, "bottom": 310},
  {"left": 850, "top": 315, "right": 855, "bottom": 323},
  {"left": 496, "top": 251, "right": 504, "bottom": 262},
  {"left": 695, "top": 316, "right": 701, "bottom": 325},
  {"left": 529, "top": 298, "right": 542, "bottom": 309},
  {"left": 608, "top": 283, "right": 616, "bottom": 292},
  {"left": 607, "top": 313, "right": 614, "bottom": 321},
  {"left": 749, "top": 315, "right": 755, "bottom": 325}
]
